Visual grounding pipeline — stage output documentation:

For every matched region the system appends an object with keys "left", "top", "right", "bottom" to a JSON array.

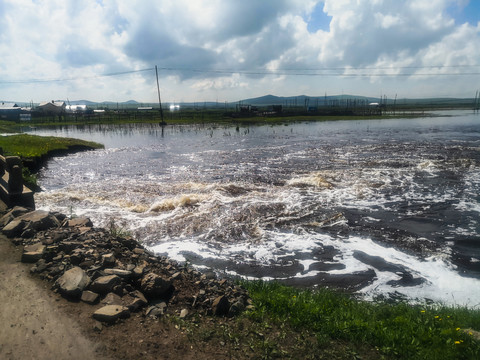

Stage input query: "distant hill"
[{"left": 239, "top": 94, "right": 380, "bottom": 106}]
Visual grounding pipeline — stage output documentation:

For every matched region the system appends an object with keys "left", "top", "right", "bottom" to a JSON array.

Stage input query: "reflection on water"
[{"left": 30, "top": 110, "right": 480, "bottom": 306}]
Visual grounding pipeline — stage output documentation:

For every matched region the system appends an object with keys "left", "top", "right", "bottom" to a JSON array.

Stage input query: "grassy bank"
[
  {"left": 0, "top": 134, "right": 104, "bottom": 159},
  {"left": 170, "top": 281, "right": 480, "bottom": 359},
  {"left": 240, "top": 281, "right": 480, "bottom": 359},
  {"left": 0, "top": 134, "right": 104, "bottom": 188}
]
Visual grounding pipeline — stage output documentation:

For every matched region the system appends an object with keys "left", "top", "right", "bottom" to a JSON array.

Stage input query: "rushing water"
[{"left": 29, "top": 110, "right": 480, "bottom": 307}]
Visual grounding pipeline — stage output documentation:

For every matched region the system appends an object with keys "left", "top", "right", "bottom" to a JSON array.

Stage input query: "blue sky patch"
[
  {"left": 306, "top": 2, "right": 332, "bottom": 33},
  {"left": 447, "top": 1, "right": 480, "bottom": 25}
]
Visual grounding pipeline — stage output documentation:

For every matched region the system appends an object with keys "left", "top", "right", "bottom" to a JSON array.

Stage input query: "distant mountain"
[{"left": 239, "top": 94, "right": 379, "bottom": 106}]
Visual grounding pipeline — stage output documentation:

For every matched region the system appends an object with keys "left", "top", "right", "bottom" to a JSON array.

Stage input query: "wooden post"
[{"left": 155, "top": 65, "right": 165, "bottom": 124}]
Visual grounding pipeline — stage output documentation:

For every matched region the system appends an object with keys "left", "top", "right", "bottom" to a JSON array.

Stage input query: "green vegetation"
[
  {"left": 169, "top": 281, "right": 480, "bottom": 358},
  {"left": 0, "top": 134, "right": 103, "bottom": 159},
  {"left": 0, "top": 134, "right": 103, "bottom": 189},
  {"left": 239, "top": 281, "right": 480, "bottom": 359}
]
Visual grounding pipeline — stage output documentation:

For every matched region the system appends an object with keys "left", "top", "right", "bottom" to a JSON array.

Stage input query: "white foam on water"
[{"left": 149, "top": 229, "right": 480, "bottom": 308}]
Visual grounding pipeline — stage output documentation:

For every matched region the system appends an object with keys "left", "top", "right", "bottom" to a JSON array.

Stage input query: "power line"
[
  {"left": 0, "top": 68, "right": 154, "bottom": 84},
  {"left": 2, "top": 64, "right": 480, "bottom": 85},
  {"left": 157, "top": 66, "right": 480, "bottom": 77}
]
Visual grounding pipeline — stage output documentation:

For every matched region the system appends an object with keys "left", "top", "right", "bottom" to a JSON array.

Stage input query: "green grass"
[
  {"left": 0, "top": 134, "right": 103, "bottom": 189},
  {"left": 0, "top": 134, "right": 103, "bottom": 159},
  {"left": 243, "top": 281, "right": 480, "bottom": 359}
]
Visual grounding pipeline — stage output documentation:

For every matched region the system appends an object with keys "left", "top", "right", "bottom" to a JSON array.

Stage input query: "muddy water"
[{"left": 30, "top": 110, "right": 480, "bottom": 306}]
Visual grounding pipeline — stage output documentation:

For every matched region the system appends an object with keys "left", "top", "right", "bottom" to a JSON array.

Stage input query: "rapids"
[{"left": 30, "top": 110, "right": 480, "bottom": 307}]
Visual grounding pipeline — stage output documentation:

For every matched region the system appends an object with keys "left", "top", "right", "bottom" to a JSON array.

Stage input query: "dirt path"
[{"left": 0, "top": 235, "right": 110, "bottom": 360}]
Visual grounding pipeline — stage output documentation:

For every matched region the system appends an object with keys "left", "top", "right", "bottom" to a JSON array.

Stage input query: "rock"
[
  {"left": 66, "top": 217, "right": 93, "bottom": 228},
  {"left": 58, "top": 241, "right": 83, "bottom": 254},
  {"left": 140, "top": 273, "right": 173, "bottom": 299},
  {"left": 56, "top": 266, "right": 91, "bottom": 299},
  {"left": 69, "top": 248, "right": 86, "bottom": 265},
  {"left": 89, "top": 275, "right": 122, "bottom": 295},
  {"left": 93, "top": 305, "right": 130, "bottom": 323},
  {"left": 93, "top": 321, "right": 103, "bottom": 332},
  {"left": 212, "top": 295, "right": 230, "bottom": 316},
  {"left": 102, "top": 292, "right": 123, "bottom": 305},
  {"left": 180, "top": 309, "right": 189, "bottom": 318},
  {"left": 30, "top": 259, "right": 48, "bottom": 274},
  {"left": 103, "top": 268, "right": 132, "bottom": 278},
  {"left": 102, "top": 253, "right": 116, "bottom": 268},
  {"left": 462, "top": 328, "right": 480, "bottom": 341},
  {"left": 228, "top": 301, "right": 245, "bottom": 317},
  {"left": 127, "top": 290, "right": 147, "bottom": 312},
  {"left": 81, "top": 290, "right": 100, "bottom": 304},
  {"left": 21, "top": 243, "right": 46, "bottom": 263},
  {"left": 18, "top": 210, "right": 61, "bottom": 231},
  {"left": 0, "top": 206, "right": 30, "bottom": 227},
  {"left": 20, "top": 228, "right": 36, "bottom": 238},
  {"left": 118, "top": 237, "right": 138, "bottom": 250},
  {"left": 132, "top": 264, "right": 145, "bottom": 278},
  {"left": 133, "top": 247, "right": 144, "bottom": 255},
  {"left": 146, "top": 302, "right": 167, "bottom": 318},
  {"left": 2, "top": 219, "right": 27, "bottom": 238}
]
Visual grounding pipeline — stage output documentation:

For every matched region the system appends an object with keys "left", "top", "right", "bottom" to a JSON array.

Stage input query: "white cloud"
[{"left": 0, "top": 0, "right": 479, "bottom": 102}]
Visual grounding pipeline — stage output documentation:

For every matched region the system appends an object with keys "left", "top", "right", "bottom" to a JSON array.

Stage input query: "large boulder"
[
  {"left": 21, "top": 242, "right": 46, "bottom": 263},
  {"left": 140, "top": 273, "right": 173, "bottom": 299},
  {"left": 2, "top": 219, "right": 27, "bottom": 238},
  {"left": 55, "top": 267, "right": 91, "bottom": 299},
  {"left": 89, "top": 275, "right": 122, "bottom": 294},
  {"left": 18, "top": 210, "right": 60, "bottom": 231},
  {"left": 0, "top": 206, "right": 30, "bottom": 227}
]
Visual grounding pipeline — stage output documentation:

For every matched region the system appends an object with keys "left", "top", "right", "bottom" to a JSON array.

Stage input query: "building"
[
  {"left": 0, "top": 102, "right": 22, "bottom": 120},
  {"left": 37, "top": 101, "right": 66, "bottom": 114}
]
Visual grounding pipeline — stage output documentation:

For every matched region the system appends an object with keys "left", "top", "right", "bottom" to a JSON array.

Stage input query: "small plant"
[
  {"left": 22, "top": 166, "right": 38, "bottom": 190},
  {"left": 108, "top": 218, "right": 131, "bottom": 238}
]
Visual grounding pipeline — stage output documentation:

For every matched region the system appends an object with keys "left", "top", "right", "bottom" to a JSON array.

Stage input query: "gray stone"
[
  {"left": 89, "top": 275, "right": 122, "bottom": 294},
  {"left": 0, "top": 206, "right": 29, "bottom": 227},
  {"left": 92, "top": 305, "right": 130, "bottom": 323},
  {"left": 101, "top": 253, "right": 116, "bottom": 268},
  {"left": 21, "top": 243, "right": 46, "bottom": 263},
  {"left": 56, "top": 266, "right": 91, "bottom": 299},
  {"left": 58, "top": 241, "right": 82, "bottom": 254},
  {"left": 81, "top": 290, "right": 100, "bottom": 304},
  {"left": 2, "top": 219, "right": 27, "bottom": 238},
  {"left": 146, "top": 302, "right": 167, "bottom": 318},
  {"left": 228, "top": 301, "right": 246, "bottom": 317},
  {"left": 212, "top": 295, "right": 230, "bottom": 316},
  {"left": 102, "top": 292, "right": 123, "bottom": 305},
  {"left": 66, "top": 217, "right": 93, "bottom": 228},
  {"left": 180, "top": 309, "right": 189, "bottom": 318},
  {"left": 140, "top": 273, "right": 173, "bottom": 298},
  {"left": 132, "top": 264, "right": 145, "bottom": 278},
  {"left": 103, "top": 268, "right": 132, "bottom": 278},
  {"left": 18, "top": 210, "right": 60, "bottom": 231},
  {"left": 127, "top": 290, "right": 147, "bottom": 312}
]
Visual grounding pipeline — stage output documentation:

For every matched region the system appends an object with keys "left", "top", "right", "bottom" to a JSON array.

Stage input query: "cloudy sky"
[{"left": 1, "top": 0, "right": 480, "bottom": 103}]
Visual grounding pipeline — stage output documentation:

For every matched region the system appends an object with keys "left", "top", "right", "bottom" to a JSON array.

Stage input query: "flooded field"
[{"left": 30, "top": 110, "right": 480, "bottom": 307}]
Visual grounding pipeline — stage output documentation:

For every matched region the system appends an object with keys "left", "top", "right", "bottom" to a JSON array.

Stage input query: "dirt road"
[{"left": 0, "top": 235, "right": 110, "bottom": 360}]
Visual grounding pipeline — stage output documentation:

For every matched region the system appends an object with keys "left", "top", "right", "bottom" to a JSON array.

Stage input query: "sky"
[{"left": 1, "top": 0, "right": 480, "bottom": 103}]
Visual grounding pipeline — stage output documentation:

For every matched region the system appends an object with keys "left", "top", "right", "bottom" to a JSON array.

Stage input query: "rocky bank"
[{"left": 0, "top": 206, "right": 251, "bottom": 326}]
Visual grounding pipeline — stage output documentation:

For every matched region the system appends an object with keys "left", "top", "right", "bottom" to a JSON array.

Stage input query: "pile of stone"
[{"left": 1, "top": 207, "right": 251, "bottom": 324}]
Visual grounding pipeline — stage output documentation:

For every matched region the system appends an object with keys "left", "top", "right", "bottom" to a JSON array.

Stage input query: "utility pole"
[{"left": 155, "top": 65, "right": 165, "bottom": 124}]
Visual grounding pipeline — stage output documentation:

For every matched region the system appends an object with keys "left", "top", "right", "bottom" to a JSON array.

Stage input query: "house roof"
[
  {"left": 0, "top": 102, "right": 19, "bottom": 109},
  {"left": 38, "top": 101, "right": 65, "bottom": 107}
]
